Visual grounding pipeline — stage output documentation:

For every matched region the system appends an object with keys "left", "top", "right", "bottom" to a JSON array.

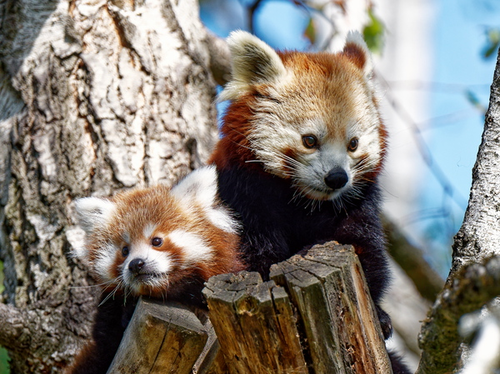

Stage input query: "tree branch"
[
  {"left": 383, "top": 217, "right": 443, "bottom": 302},
  {"left": 0, "top": 303, "right": 32, "bottom": 351},
  {"left": 450, "top": 47, "right": 500, "bottom": 276},
  {"left": 417, "top": 256, "right": 500, "bottom": 373},
  {"left": 205, "top": 30, "right": 231, "bottom": 87}
]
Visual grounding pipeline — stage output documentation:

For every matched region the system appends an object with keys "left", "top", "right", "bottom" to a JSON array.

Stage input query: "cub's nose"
[
  {"left": 128, "top": 258, "right": 145, "bottom": 275},
  {"left": 324, "top": 167, "right": 348, "bottom": 190}
]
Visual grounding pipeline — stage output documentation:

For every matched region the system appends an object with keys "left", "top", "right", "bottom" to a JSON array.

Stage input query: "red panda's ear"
[
  {"left": 74, "top": 197, "right": 116, "bottom": 237},
  {"left": 171, "top": 166, "right": 239, "bottom": 233},
  {"left": 219, "top": 30, "right": 286, "bottom": 101},
  {"left": 171, "top": 166, "right": 218, "bottom": 211},
  {"left": 342, "top": 31, "right": 374, "bottom": 80}
]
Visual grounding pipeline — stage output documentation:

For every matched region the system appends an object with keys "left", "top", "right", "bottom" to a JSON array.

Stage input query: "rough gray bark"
[
  {"left": 0, "top": 0, "right": 218, "bottom": 372},
  {"left": 450, "top": 49, "right": 500, "bottom": 276},
  {"left": 417, "top": 48, "right": 500, "bottom": 374}
]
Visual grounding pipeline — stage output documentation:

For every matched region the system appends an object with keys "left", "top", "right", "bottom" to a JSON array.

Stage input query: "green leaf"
[
  {"left": 482, "top": 28, "right": 500, "bottom": 59},
  {"left": 304, "top": 17, "right": 316, "bottom": 45},
  {"left": 465, "top": 89, "right": 486, "bottom": 114},
  {"left": 363, "top": 9, "right": 385, "bottom": 54},
  {"left": 0, "top": 347, "right": 10, "bottom": 374}
]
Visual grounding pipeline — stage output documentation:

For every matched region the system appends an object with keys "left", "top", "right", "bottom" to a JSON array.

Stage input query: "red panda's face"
[
  {"left": 218, "top": 31, "right": 386, "bottom": 204},
  {"left": 247, "top": 57, "right": 383, "bottom": 203},
  {"left": 73, "top": 166, "right": 241, "bottom": 298},
  {"left": 90, "top": 213, "right": 217, "bottom": 298}
]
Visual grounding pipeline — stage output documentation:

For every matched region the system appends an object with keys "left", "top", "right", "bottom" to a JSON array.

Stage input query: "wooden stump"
[
  {"left": 270, "top": 243, "right": 392, "bottom": 374},
  {"left": 203, "top": 242, "right": 392, "bottom": 374},
  {"left": 107, "top": 298, "right": 208, "bottom": 374},
  {"left": 192, "top": 319, "right": 228, "bottom": 374},
  {"left": 202, "top": 272, "right": 308, "bottom": 374}
]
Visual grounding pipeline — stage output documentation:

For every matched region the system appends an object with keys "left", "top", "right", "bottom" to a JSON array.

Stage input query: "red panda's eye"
[
  {"left": 302, "top": 135, "right": 318, "bottom": 149},
  {"left": 151, "top": 237, "right": 163, "bottom": 247},
  {"left": 348, "top": 137, "right": 359, "bottom": 152},
  {"left": 122, "top": 246, "right": 129, "bottom": 257}
]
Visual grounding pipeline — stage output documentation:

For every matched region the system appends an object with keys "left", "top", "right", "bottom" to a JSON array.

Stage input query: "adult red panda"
[
  {"left": 209, "top": 31, "right": 409, "bottom": 373},
  {"left": 67, "top": 166, "right": 244, "bottom": 374}
]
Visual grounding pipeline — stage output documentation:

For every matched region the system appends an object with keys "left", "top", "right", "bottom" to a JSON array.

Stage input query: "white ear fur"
[
  {"left": 219, "top": 30, "right": 287, "bottom": 101},
  {"left": 171, "top": 166, "right": 218, "bottom": 210},
  {"left": 171, "top": 166, "right": 238, "bottom": 233},
  {"left": 344, "top": 31, "right": 374, "bottom": 79},
  {"left": 74, "top": 197, "right": 116, "bottom": 236}
]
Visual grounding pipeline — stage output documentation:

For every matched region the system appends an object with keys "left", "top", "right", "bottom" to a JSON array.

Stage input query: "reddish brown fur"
[
  {"left": 211, "top": 47, "right": 387, "bottom": 180},
  {"left": 85, "top": 185, "right": 244, "bottom": 298},
  {"left": 68, "top": 170, "right": 245, "bottom": 374},
  {"left": 209, "top": 93, "right": 261, "bottom": 170},
  {"left": 342, "top": 42, "right": 367, "bottom": 70}
]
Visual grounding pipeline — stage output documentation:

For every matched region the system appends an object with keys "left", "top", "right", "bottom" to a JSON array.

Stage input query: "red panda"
[
  {"left": 209, "top": 31, "right": 409, "bottom": 374},
  {"left": 67, "top": 165, "right": 244, "bottom": 374}
]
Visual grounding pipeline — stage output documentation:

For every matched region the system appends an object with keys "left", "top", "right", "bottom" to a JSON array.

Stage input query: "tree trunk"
[
  {"left": 0, "top": 0, "right": 217, "bottom": 372},
  {"left": 417, "top": 48, "right": 500, "bottom": 374}
]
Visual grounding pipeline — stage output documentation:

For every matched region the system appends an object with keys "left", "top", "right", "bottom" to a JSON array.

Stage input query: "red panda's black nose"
[
  {"left": 324, "top": 168, "right": 348, "bottom": 190},
  {"left": 128, "top": 258, "right": 145, "bottom": 274}
]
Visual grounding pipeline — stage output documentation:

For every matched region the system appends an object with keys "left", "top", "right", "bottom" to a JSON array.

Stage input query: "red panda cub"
[
  {"left": 68, "top": 166, "right": 244, "bottom": 374},
  {"left": 209, "top": 31, "right": 409, "bottom": 373}
]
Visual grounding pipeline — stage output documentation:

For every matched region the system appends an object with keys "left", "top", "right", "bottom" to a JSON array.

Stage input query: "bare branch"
[
  {"left": 383, "top": 217, "right": 444, "bottom": 302},
  {"left": 0, "top": 303, "right": 31, "bottom": 350},
  {"left": 205, "top": 30, "right": 231, "bottom": 86},
  {"left": 459, "top": 303, "right": 500, "bottom": 374},
  {"left": 417, "top": 256, "right": 500, "bottom": 373},
  {"left": 451, "top": 48, "right": 500, "bottom": 275}
]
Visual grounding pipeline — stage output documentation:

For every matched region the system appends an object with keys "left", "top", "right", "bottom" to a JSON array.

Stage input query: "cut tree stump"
[
  {"left": 202, "top": 272, "right": 308, "bottom": 374},
  {"left": 270, "top": 243, "right": 392, "bottom": 374},
  {"left": 106, "top": 298, "right": 209, "bottom": 374}
]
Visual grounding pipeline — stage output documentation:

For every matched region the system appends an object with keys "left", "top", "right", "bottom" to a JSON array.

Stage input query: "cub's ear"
[
  {"left": 171, "top": 166, "right": 238, "bottom": 234},
  {"left": 171, "top": 166, "right": 218, "bottom": 211},
  {"left": 343, "top": 31, "right": 374, "bottom": 79},
  {"left": 74, "top": 197, "right": 116, "bottom": 236},
  {"left": 219, "top": 30, "right": 286, "bottom": 101}
]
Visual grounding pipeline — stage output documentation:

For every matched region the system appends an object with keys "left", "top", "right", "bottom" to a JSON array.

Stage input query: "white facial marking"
[
  {"left": 143, "top": 223, "right": 157, "bottom": 239},
  {"left": 94, "top": 243, "right": 118, "bottom": 282},
  {"left": 168, "top": 229, "right": 213, "bottom": 267},
  {"left": 122, "top": 231, "right": 130, "bottom": 244},
  {"left": 121, "top": 242, "right": 174, "bottom": 290}
]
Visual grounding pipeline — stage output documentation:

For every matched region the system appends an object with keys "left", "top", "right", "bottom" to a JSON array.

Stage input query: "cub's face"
[
  {"left": 76, "top": 187, "right": 203, "bottom": 298},
  {"left": 73, "top": 166, "right": 239, "bottom": 298}
]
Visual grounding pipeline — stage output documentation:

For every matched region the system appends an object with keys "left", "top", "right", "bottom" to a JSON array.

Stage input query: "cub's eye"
[
  {"left": 121, "top": 246, "right": 129, "bottom": 257},
  {"left": 348, "top": 137, "right": 359, "bottom": 152},
  {"left": 151, "top": 237, "right": 163, "bottom": 247},
  {"left": 302, "top": 135, "right": 318, "bottom": 149}
]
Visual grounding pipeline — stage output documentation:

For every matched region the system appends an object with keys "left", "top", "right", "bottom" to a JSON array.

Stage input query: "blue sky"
[
  {"left": 429, "top": 0, "right": 498, "bottom": 199},
  {"left": 201, "top": 0, "right": 311, "bottom": 48},
  {"left": 418, "top": 0, "right": 499, "bottom": 271}
]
